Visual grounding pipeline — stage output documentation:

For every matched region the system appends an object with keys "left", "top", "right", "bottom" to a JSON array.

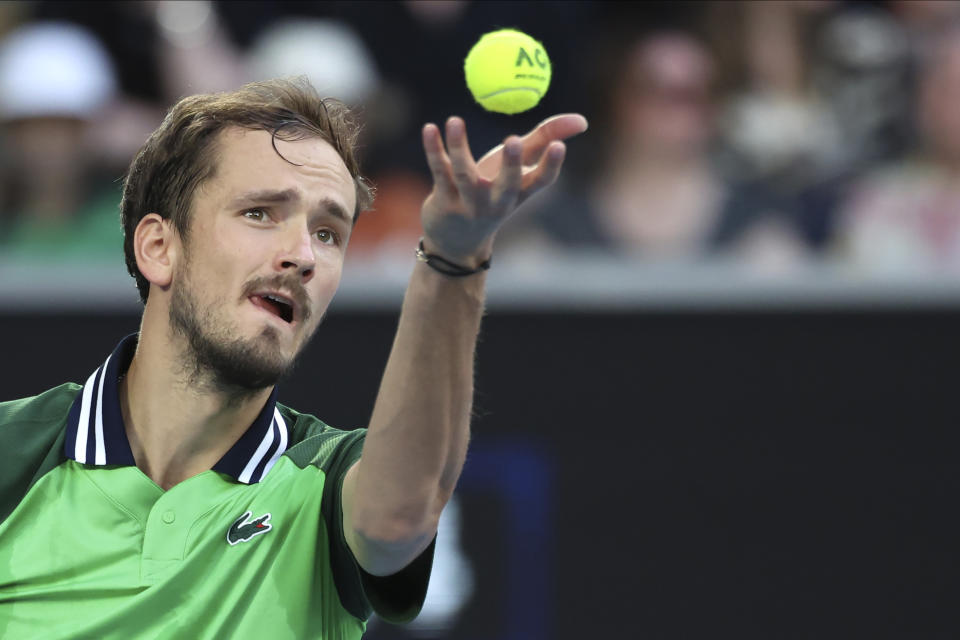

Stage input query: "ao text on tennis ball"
[{"left": 514, "top": 45, "right": 549, "bottom": 82}]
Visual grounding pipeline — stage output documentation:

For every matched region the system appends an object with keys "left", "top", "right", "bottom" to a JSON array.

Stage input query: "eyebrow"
[{"left": 231, "top": 188, "right": 353, "bottom": 224}]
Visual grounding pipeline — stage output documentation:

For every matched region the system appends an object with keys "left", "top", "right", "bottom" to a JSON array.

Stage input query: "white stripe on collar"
[
  {"left": 261, "top": 408, "right": 289, "bottom": 479},
  {"left": 93, "top": 352, "right": 113, "bottom": 465},
  {"left": 237, "top": 408, "right": 289, "bottom": 484},
  {"left": 74, "top": 366, "right": 99, "bottom": 463}
]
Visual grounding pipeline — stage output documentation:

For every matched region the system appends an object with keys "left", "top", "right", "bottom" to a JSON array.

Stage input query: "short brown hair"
[{"left": 120, "top": 77, "right": 374, "bottom": 303}]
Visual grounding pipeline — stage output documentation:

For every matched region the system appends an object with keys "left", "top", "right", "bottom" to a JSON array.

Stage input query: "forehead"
[{"left": 205, "top": 126, "right": 357, "bottom": 216}]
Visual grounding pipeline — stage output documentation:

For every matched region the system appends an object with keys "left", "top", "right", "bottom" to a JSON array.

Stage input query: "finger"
[
  {"left": 422, "top": 123, "right": 457, "bottom": 195},
  {"left": 491, "top": 136, "right": 523, "bottom": 210},
  {"left": 445, "top": 117, "right": 481, "bottom": 197},
  {"left": 520, "top": 113, "right": 588, "bottom": 165},
  {"left": 518, "top": 141, "right": 566, "bottom": 205}
]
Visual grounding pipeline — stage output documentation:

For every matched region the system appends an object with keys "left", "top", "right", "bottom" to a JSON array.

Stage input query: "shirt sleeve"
[
  {"left": 282, "top": 409, "right": 435, "bottom": 623},
  {"left": 0, "top": 384, "right": 77, "bottom": 526}
]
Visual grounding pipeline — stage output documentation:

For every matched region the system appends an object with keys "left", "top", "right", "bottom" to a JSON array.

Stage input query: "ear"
[{"left": 133, "top": 213, "right": 180, "bottom": 293}]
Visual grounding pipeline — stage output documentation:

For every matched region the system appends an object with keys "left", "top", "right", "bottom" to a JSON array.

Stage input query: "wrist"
[
  {"left": 420, "top": 236, "right": 493, "bottom": 270},
  {"left": 417, "top": 237, "right": 492, "bottom": 276}
]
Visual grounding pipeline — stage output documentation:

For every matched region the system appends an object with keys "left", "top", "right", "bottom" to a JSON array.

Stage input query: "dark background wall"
[{"left": 2, "top": 309, "right": 958, "bottom": 638}]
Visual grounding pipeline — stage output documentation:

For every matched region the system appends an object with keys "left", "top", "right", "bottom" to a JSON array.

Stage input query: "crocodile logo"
[{"left": 227, "top": 511, "right": 272, "bottom": 545}]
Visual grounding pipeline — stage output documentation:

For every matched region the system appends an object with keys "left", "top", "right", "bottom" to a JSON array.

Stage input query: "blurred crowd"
[{"left": 3, "top": 0, "right": 960, "bottom": 277}]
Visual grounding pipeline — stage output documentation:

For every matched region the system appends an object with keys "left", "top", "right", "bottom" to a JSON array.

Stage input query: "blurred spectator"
[
  {"left": 710, "top": 2, "right": 841, "bottom": 177},
  {"left": 715, "top": 1, "right": 912, "bottom": 175},
  {"left": 812, "top": 6, "right": 913, "bottom": 171},
  {"left": 246, "top": 18, "right": 379, "bottom": 105},
  {"left": 703, "top": 1, "right": 916, "bottom": 269},
  {"left": 0, "top": 21, "right": 123, "bottom": 260},
  {"left": 590, "top": 32, "right": 724, "bottom": 257},
  {"left": 27, "top": 1, "right": 245, "bottom": 173},
  {"left": 501, "top": 30, "right": 728, "bottom": 262},
  {"left": 834, "top": 26, "right": 960, "bottom": 274},
  {"left": 154, "top": 0, "right": 245, "bottom": 98}
]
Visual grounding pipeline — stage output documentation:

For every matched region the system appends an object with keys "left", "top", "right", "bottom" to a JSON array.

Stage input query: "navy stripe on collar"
[{"left": 64, "top": 333, "right": 288, "bottom": 484}]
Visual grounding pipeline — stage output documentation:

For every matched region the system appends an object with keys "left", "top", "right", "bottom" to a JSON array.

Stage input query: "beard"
[{"left": 168, "top": 262, "right": 314, "bottom": 394}]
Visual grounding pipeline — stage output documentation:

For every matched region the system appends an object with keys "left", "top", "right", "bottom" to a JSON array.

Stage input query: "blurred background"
[{"left": 2, "top": 1, "right": 960, "bottom": 638}]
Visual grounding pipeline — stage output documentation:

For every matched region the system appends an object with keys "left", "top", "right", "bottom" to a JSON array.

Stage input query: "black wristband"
[{"left": 415, "top": 238, "right": 492, "bottom": 277}]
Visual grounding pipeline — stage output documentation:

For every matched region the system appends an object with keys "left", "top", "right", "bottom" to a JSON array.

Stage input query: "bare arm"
[{"left": 343, "top": 114, "right": 588, "bottom": 576}]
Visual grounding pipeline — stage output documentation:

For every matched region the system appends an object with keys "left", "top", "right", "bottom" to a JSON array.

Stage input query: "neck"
[{"left": 120, "top": 310, "right": 273, "bottom": 490}]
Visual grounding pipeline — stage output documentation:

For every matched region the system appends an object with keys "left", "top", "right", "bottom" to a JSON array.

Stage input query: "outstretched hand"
[{"left": 420, "top": 113, "right": 588, "bottom": 267}]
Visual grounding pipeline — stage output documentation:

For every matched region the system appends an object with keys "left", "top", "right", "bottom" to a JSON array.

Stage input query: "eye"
[
  {"left": 316, "top": 229, "right": 339, "bottom": 245},
  {"left": 243, "top": 208, "right": 268, "bottom": 221}
]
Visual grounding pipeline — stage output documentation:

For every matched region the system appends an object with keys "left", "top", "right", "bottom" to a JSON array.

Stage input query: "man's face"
[{"left": 168, "top": 127, "right": 356, "bottom": 391}]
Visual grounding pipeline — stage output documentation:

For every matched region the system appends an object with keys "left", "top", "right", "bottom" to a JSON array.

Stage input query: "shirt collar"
[{"left": 64, "top": 333, "right": 289, "bottom": 484}]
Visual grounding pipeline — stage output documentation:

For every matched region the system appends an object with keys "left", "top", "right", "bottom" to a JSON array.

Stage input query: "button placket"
[
  {"left": 141, "top": 497, "right": 191, "bottom": 581},
  {"left": 139, "top": 472, "right": 243, "bottom": 583}
]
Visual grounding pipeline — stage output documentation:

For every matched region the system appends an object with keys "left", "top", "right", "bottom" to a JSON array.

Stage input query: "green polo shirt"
[{"left": 0, "top": 335, "right": 433, "bottom": 638}]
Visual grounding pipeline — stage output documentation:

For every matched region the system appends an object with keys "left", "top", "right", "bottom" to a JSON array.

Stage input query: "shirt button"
[{"left": 162, "top": 510, "right": 176, "bottom": 524}]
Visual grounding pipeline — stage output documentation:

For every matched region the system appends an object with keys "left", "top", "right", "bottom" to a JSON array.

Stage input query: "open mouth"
[{"left": 251, "top": 294, "right": 295, "bottom": 324}]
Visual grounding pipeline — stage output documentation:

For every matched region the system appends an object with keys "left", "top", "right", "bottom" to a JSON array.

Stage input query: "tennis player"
[{"left": 0, "top": 78, "right": 586, "bottom": 637}]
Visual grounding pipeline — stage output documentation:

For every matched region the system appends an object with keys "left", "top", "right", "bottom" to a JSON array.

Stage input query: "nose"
[{"left": 277, "top": 224, "right": 315, "bottom": 283}]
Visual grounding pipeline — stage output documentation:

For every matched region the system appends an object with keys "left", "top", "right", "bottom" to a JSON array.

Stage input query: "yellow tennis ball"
[{"left": 464, "top": 29, "right": 551, "bottom": 115}]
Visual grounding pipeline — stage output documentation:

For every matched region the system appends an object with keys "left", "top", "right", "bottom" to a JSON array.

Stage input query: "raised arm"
[{"left": 342, "top": 113, "right": 587, "bottom": 576}]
